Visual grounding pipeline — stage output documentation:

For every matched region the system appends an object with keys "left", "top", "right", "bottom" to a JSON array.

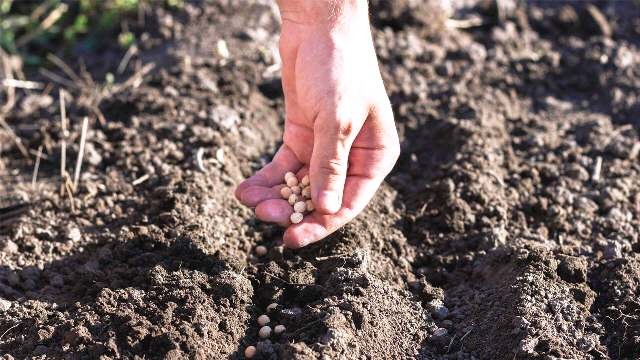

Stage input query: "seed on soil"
[
  {"left": 301, "top": 186, "right": 311, "bottom": 198},
  {"left": 305, "top": 200, "right": 315, "bottom": 212},
  {"left": 257, "top": 314, "right": 270, "bottom": 326},
  {"left": 293, "top": 201, "right": 306, "bottom": 213},
  {"left": 301, "top": 174, "right": 310, "bottom": 186},
  {"left": 290, "top": 212, "right": 303, "bottom": 224},
  {"left": 258, "top": 325, "right": 272, "bottom": 338},
  {"left": 286, "top": 176, "right": 298, "bottom": 187},
  {"left": 255, "top": 245, "right": 267, "bottom": 257},
  {"left": 288, "top": 194, "right": 298, "bottom": 205},
  {"left": 280, "top": 187, "right": 292, "bottom": 199},
  {"left": 244, "top": 345, "right": 256, "bottom": 358},
  {"left": 266, "top": 303, "right": 278, "bottom": 312},
  {"left": 291, "top": 185, "right": 301, "bottom": 195},
  {"left": 274, "top": 324, "right": 286, "bottom": 334}
]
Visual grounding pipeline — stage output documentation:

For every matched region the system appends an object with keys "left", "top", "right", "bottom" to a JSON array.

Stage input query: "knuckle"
[{"left": 334, "top": 118, "right": 355, "bottom": 140}]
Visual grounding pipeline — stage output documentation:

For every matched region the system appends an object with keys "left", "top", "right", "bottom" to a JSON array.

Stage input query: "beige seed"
[
  {"left": 306, "top": 200, "right": 315, "bottom": 212},
  {"left": 255, "top": 245, "right": 267, "bottom": 256},
  {"left": 274, "top": 325, "right": 286, "bottom": 334},
  {"left": 288, "top": 194, "right": 298, "bottom": 205},
  {"left": 286, "top": 176, "right": 298, "bottom": 187},
  {"left": 291, "top": 185, "right": 301, "bottom": 195},
  {"left": 284, "top": 171, "right": 296, "bottom": 181},
  {"left": 301, "top": 186, "right": 311, "bottom": 198},
  {"left": 301, "top": 175, "right": 310, "bottom": 186},
  {"left": 280, "top": 187, "right": 292, "bottom": 199},
  {"left": 293, "top": 201, "right": 306, "bottom": 213},
  {"left": 257, "top": 314, "right": 270, "bottom": 326},
  {"left": 244, "top": 346, "right": 256, "bottom": 358},
  {"left": 266, "top": 303, "right": 278, "bottom": 312},
  {"left": 259, "top": 325, "right": 272, "bottom": 339},
  {"left": 290, "top": 212, "right": 303, "bottom": 224}
]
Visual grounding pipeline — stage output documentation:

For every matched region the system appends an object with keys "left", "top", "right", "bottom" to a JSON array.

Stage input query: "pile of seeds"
[
  {"left": 244, "top": 303, "right": 287, "bottom": 358},
  {"left": 280, "top": 172, "right": 314, "bottom": 224}
]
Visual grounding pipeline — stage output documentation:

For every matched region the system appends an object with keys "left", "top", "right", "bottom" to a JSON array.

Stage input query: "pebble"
[
  {"left": 244, "top": 345, "right": 256, "bottom": 358},
  {"left": 257, "top": 314, "right": 270, "bottom": 326},
  {"left": 290, "top": 212, "right": 303, "bottom": 224},
  {"left": 1, "top": 239, "right": 18, "bottom": 254},
  {"left": 255, "top": 246, "right": 268, "bottom": 257},
  {"left": 433, "top": 327, "right": 448, "bottom": 337},
  {"left": 66, "top": 227, "right": 82, "bottom": 242},
  {"left": 0, "top": 297, "right": 12, "bottom": 311},
  {"left": 259, "top": 325, "right": 272, "bottom": 338},
  {"left": 274, "top": 325, "right": 286, "bottom": 334},
  {"left": 266, "top": 303, "right": 278, "bottom": 312}
]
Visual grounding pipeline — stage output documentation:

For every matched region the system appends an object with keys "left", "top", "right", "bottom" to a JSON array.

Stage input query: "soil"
[{"left": 1, "top": 1, "right": 640, "bottom": 359}]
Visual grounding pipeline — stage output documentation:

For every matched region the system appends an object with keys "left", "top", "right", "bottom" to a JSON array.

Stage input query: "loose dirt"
[{"left": 1, "top": 1, "right": 640, "bottom": 359}]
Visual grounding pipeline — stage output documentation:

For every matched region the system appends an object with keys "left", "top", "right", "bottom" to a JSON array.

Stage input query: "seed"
[
  {"left": 301, "top": 175, "right": 310, "bottom": 186},
  {"left": 290, "top": 212, "right": 303, "bottom": 224},
  {"left": 301, "top": 186, "right": 311, "bottom": 198},
  {"left": 280, "top": 187, "right": 292, "bottom": 199},
  {"left": 259, "top": 325, "right": 272, "bottom": 338},
  {"left": 266, "top": 303, "right": 278, "bottom": 312},
  {"left": 255, "top": 245, "right": 267, "bottom": 256},
  {"left": 274, "top": 324, "right": 286, "bottom": 334},
  {"left": 293, "top": 201, "right": 306, "bottom": 213},
  {"left": 286, "top": 176, "right": 298, "bottom": 187},
  {"left": 257, "top": 314, "right": 270, "bottom": 326},
  {"left": 305, "top": 200, "right": 315, "bottom": 212},
  {"left": 291, "top": 185, "right": 301, "bottom": 195},
  {"left": 284, "top": 171, "right": 296, "bottom": 181},
  {"left": 288, "top": 194, "right": 298, "bottom": 205},
  {"left": 244, "top": 345, "right": 256, "bottom": 358}
]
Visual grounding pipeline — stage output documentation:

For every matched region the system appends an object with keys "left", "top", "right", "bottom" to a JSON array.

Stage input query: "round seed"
[
  {"left": 259, "top": 325, "right": 272, "bottom": 339},
  {"left": 280, "top": 187, "right": 292, "bottom": 199},
  {"left": 301, "top": 186, "right": 311, "bottom": 198},
  {"left": 288, "top": 194, "right": 298, "bottom": 205},
  {"left": 257, "top": 314, "right": 270, "bottom": 326},
  {"left": 274, "top": 324, "right": 286, "bottom": 334},
  {"left": 266, "top": 303, "right": 278, "bottom": 312},
  {"left": 286, "top": 176, "right": 298, "bottom": 187},
  {"left": 255, "top": 245, "right": 267, "bottom": 256},
  {"left": 291, "top": 185, "right": 301, "bottom": 195},
  {"left": 301, "top": 175, "right": 310, "bottom": 186},
  {"left": 305, "top": 200, "right": 315, "bottom": 212},
  {"left": 290, "top": 212, "right": 303, "bottom": 224},
  {"left": 284, "top": 171, "right": 296, "bottom": 181},
  {"left": 244, "top": 345, "right": 256, "bottom": 358},
  {"left": 293, "top": 201, "right": 306, "bottom": 213}
]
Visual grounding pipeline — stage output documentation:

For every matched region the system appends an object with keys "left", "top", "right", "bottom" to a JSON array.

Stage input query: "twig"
[
  {"left": 196, "top": 148, "right": 207, "bottom": 172},
  {"left": 0, "top": 323, "right": 19, "bottom": 342},
  {"left": 132, "top": 173, "right": 150, "bottom": 186},
  {"left": 446, "top": 17, "right": 485, "bottom": 29},
  {"left": 39, "top": 68, "right": 78, "bottom": 89},
  {"left": 59, "top": 89, "right": 68, "bottom": 182},
  {"left": 1, "top": 78, "right": 44, "bottom": 90},
  {"left": 592, "top": 156, "right": 603, "bottom": 182},
  {"left": 0, "top": 115, "right": 30, "bottom": 159},
  {"left": 73, "top": 117, "right": 89, "bottom": 191},
  {"left": 117, "top": 45, "right": 138, "bottom": 74},
  {"left": 46, "top": 53, "right": 83, "bottom": 85},
  {"left": 32, "top": 145, "right": 43, "bottom": 189},
  {"left": 65, "top": 177, "right": 75, "bottom": 212},
  {"left": 16, "top": 3, "right": 69, "bottom": 47}
]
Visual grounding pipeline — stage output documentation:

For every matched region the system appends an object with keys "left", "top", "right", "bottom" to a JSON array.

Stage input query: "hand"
[{"left": 235, "top": 0, "right": 399, "bottom": 248}]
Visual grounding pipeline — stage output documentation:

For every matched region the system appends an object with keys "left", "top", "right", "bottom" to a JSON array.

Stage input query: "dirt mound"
[{"left": 1, "top": 1, "right": 640, "bottom": 359}]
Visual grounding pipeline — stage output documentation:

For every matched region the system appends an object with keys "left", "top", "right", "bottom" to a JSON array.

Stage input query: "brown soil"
[{"left": 1, "top": 1, "right": 640, "bottom": 359}]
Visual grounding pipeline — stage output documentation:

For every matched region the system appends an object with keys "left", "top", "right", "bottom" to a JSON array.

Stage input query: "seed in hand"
[
  {"left": 280, "top": 187, "right": 292, "bottom": 199},
  {"left": 286, "top": 176, "right": 298, "bottom": 187},
  {"left": 301, "top": 175, "right": 310, "bottom": 186},
  {"left": 259, "top": 325, "right": 272, "bottom": 338},
  {"left": 284, "top": 171, "right": 296, "bottom": 181},
  {"left": 255, "top": 245, "right": 267, "bottom": 257},
  {"left": 293, "top": 201, "right": 306, "bottom": 213},
  {"left": 305, "top": 200, "right": 315, "bottom": 212},
  {"left": 301, "top": 186, "right": 311, "bottom": 199},
  {"left": 288, "top": 194, "right": 298, "bottom": 205},
  {"left": 257, "top": 314, "right": 270, "bottom": 326},
  {"left": 291, "top": 185, "right": 301, "bottom": 195},
  {"left": 290, "top": 212, "right": 303, "bottom": 224},
  {"left": 244, "top": 346, "right": 256, "bottom": 358}
]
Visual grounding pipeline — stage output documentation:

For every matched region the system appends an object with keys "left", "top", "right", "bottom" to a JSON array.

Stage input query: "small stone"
[
  {"left": 274, "top": 325, "right": 286, "bottom": 334},
  {"left": 293, "top": 201, "right": 306, "bottom": 213},
  {"left": 0, "top": 297, "right": 11, "bottom": 311},
  {"left": 66, "top": 227, "right": 82, "bottom": 242},
  {"left": 257, "top": 314, "right": 270, "bottom": 326},
  {"left": 266, "top": 303, "right": 278, "bottom": 312},
  {"left": 1, "top": 239, "right": 18, "bottom": 254},
  {"left": 244, "top": 345, "right": 256, "bottom": 358},
  {"left": 290, "top": 212, "right": 303, "bottom": 224},
  {"left": 259, "top": 325, "right": 272, "bottom": 339},
  {"left": 280, "top": 187, "right": 292, "bottom": 199},
  {"left": 430, "top": 301, "right": 449, "bottom": 320},
  {"left": 255, "top": 246, "right": 268, "bottom": 257},
  {"left": 433, "top": 327, "right": 448, "bottom": 337}
]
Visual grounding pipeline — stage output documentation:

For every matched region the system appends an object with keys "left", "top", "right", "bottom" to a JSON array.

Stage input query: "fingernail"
[{"left": 317, "top": 190, "right": 341, "bottom": 213}]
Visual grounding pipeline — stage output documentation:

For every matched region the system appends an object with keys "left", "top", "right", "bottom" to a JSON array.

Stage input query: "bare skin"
[{"left": 235, "top": 0, "right": 399, "bottom": 248}]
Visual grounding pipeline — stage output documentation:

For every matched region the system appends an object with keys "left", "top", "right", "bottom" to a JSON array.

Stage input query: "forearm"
[{"left": 276, "top": 0, "right": 368, "bottom": 25}]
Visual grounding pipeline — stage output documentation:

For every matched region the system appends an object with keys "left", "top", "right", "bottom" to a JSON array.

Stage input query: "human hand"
[{"left": 235, "top": 0, "right": 399, "bottom": 248}]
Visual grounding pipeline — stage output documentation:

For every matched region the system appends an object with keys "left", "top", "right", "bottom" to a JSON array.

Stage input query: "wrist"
[{"left": 277, "top": 0, "right": 368, "bottom": 26}]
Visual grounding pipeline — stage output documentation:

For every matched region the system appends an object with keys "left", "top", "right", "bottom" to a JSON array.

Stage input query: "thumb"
[{"left": 310, "top": 114, "right": 361, "bottom": 214}]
